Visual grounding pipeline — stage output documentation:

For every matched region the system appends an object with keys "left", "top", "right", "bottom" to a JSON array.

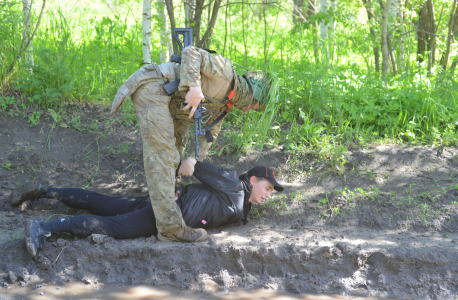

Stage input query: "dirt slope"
[{"left": 0, "top": 106, "right": 457, "bottom": 299}]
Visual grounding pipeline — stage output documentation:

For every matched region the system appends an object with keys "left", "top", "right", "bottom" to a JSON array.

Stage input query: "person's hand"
[
  {"left": 178, "top": 157, "right": 197, "bottom": 176},
  {"left": 175, "top": 190, "right": 180, "bottom": 200},
  {"left": 183, "top": 86, "right": 204, "bottom": 118}
]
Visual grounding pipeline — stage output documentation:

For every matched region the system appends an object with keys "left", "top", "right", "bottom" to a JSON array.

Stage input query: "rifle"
[
  {"left": 163, "top": 29, "right": 230, "bottom": 161},
  {"left": 163, "top": 28, "right": 192, "bottom": 95}
]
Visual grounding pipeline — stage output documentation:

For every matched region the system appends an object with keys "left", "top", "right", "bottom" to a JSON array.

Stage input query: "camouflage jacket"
[
  {"left": 171, "top": 46, "right": 253, "bottom": 122},
  {"left": 111, "top": 46, "right": 253, "bottom": 120}
]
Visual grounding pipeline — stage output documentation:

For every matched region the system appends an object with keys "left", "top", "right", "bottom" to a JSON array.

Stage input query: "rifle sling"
[{"left": 203, "top": 112, "right": 227, "bottom": 143}]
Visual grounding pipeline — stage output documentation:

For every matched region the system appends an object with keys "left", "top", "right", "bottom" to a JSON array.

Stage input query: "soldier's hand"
[
  {"left": 178, "top": 157, "right": 197, "bottom": 176},
  {"left": 183, "top": 86, "right": 205, "bottom": 118}
]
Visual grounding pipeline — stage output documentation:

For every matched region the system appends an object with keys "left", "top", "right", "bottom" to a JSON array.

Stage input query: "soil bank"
[{"left": 0, "top": 107, "right": 457, "bottom": 299}]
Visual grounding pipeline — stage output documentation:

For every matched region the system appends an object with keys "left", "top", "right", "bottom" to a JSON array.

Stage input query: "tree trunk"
[
  {"left": 388, "top": 0, "right": 397, "bottom": 23},
  {"left": 293, "top": 0, "right": 305, "bottom": 23},
  {"left": 399, "top": 0, "right": 405, "bottom": 72},
  {"left": 241, "top": 0, "right": 248, "bottom": 62},
  {"left": 191, "top": 0, "right": 203, "bottom": 45},
  {"left": 417, "top": 3, "right": 428, "bottom": 63},
  {"left": 450, "top": 57, "right": 458, "bottom": 73},
  {"left": 142, "top": 0, "right": 152, "bottom": 64},
  {"left": 307, "top": 0, "right": 318, "bottom": 18},
  {"left": 157, "top": 0, "right": 171, "bottom": 63},
  {"left": 387, "top": 30, "right": 397, "bottom": 75},
  {"left": 329, "top": 0, "right": 337, "bottom": 61},
  {"left": 185, "top": 0, "right": 196, "bottom": 27},
  {"left": 308, "top": 0, "right": 319, "bottom": 64},
  {"left": 416, "top": 0, "right": 436, "bottom": 67},
  {"left": 164, "top": 0, "right": 178, "bottom": 54},
  {"left": 320, "top": 0, "right": 329, "bottom": 59},
  {"left": 362, "top": 0, "right": 380, "bottom": 73},
  {"left": 22, "top": 0, "right": 33, "bottom": 70},
  {"left": 196, "top": 0, "right": 223, "bottom": 48},
  {"left": 440, "top": 0, "right": 458, "bottom": 70},
  {"left": 320, "top": 0, "right": 329, "bottom": 41},
  {"left": 4, "top": 0, "right": 46, "bottom": 79},
  {"left": 223, "top": 0, "right": 229, "bottom": 56},
  {"left": 426, "top": 0, "right": 436, "bottom": 74},
  {"left": 382, "top": 0, "right": 393, "bottom": 83},
  {"left": 387, "top": 0, "right": 398, "bottom": 75}
]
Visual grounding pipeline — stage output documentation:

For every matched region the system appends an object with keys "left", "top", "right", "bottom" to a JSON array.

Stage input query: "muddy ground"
[{"left": 0, "top": 105, "right": 457, "bottom": 299}]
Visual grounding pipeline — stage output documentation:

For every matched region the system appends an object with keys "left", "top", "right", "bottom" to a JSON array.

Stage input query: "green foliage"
[
  {"left": 70, "top": 114, "right": 82, "bottom": 131},
  {"left": 0, "top": 1, "right": 22, "bottom": 85},
  {"left": 2, "top": 161, "right": 12, "bottom": 170},
  {"left": 0, "top": 97, "right": 15, "bottom": 111},
  {"left": 108, "top": 143, "right": 130, "bottom": 155},
  {"left": 28, "top": 111, "right": 41, "bottom": 126},
  {"left": 2, "top": 5, "right": 144, "bottom": 108},
  {"left": 319, "top": 197, "right": 329, "bottom": 207},
  {"left": 1, "top": 0, "right": 458, "bottom": 162}
]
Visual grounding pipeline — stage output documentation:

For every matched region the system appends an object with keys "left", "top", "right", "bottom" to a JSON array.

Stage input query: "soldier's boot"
[
  {"left": 24, "top": 219, "right": 51, "bottom": 258},
  {"left": 157, "top": 219, "right": 207, "bottom": 243},
  {"left": 9, "top": 181, "right": 47, "bottom": 206}
]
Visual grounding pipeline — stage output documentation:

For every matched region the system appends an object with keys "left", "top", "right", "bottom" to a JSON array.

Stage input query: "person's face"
[
  {"left": 248, "top": 176, "right": 274, "bottom": 204},
  {"left": 242, "top": 101, "right": 259, "bottom": 113}
]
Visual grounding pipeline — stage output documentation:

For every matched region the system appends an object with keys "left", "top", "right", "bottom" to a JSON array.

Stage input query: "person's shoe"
[
  {"left": 24, "top": 219, "right": 51, "bottom": 258},
  {"left": 157, "top": 223, "right": 207, "bottom": 243},
  {"left": 9, "top": 181, "right": 46, "bottom": 206}
]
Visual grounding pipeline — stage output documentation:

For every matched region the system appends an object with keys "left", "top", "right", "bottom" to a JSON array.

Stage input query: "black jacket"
[{"left": 176, "top": 162, "right": 252, "bottom": 228}]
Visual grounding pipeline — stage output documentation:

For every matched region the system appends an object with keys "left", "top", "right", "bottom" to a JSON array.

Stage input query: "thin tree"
[
  {"left": 329, "top": 0, "right": 336, "bottom": 61},
  {"left": 320, "top": 0, "right": 329, "bottom": 59},
  {"left": 157, "top": 0, "right": 171, "bottom": 63},
  {"left": 4, "top": 0, "right": 46, "bottom": 79},
  {"left": 23, "top": 0, "right": 33, "bottom": 71},
  {"left": 223, "top": 0, "right": 229, "bottom": 56},
  {"left": 381, "top": 0, "right": 392, "bottom": 84},
  {"left": 440, "top": 0, "right": 458, "bottom": 70},
  {"left": 197, "top": 0, "right": 223, "bottom": 48},
  {"left": 416, "top": 0, "right": 439, "bottom": 75},
  {"left": 386, "top": 0, "right": 398, "bottom": 75},
  {"left": 185, "top": 0, "right": 196, "bottom": 27},
  {"left": 142, "top": 0, "right": 152, "bottom": 64},
  {"left": 165, "top": 0, "right": 223, "bottom": 51},
  {"left": 426, "top": 0, "right": 436, "bottom": 74},
  {"left": 242, "top": 0, "right": 248, "bottom": 63},
  {"left": 361, "top": 0, "right": 380, "bottom": 73},
  {"left": 293, "top": 0, "right": 305, "bottom": 23},
  {"left": 399, "top": 0, "right": 405, "bottom": 72},
  {"left": 164, "top": 0, "right": 178, "bottom": 54}
]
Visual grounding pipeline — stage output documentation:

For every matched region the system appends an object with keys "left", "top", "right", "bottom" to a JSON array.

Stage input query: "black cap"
[{"left": 247, "top": 166, "right": 284, "bottom": 192}]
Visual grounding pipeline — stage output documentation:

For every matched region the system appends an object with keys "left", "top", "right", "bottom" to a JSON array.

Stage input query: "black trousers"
[{"left": 42, "top": 188, "right": 160, "bottom": 239}]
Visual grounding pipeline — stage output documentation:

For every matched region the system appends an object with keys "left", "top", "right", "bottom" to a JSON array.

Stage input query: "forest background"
[{"left": 1, "top": 0, "right": 458, "bottom": 171}]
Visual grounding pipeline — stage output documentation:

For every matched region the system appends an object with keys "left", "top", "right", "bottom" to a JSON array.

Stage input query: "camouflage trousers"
[{"left": 131, "top": 78, "right": 183, "bottom": 233}]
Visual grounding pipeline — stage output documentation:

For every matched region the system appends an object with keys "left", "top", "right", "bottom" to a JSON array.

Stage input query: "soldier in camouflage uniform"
[{"left": 111, "top": 46, "right": 277, "bottom": 243}]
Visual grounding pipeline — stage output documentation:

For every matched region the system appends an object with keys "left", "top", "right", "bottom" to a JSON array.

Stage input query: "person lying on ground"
[
  {"left": 9, "top": 157, "right": 284, "bottom": 258},
  {"left": 110, "top": 45, "right": 280, "bottom": 243}
]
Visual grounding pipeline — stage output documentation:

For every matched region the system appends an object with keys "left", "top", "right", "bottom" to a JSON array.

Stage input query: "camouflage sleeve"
[{"left": 178, "top": 46, "right": 232, "bottom": 92}]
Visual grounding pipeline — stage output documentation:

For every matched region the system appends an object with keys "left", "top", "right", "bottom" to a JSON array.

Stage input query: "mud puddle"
[{"left": 0, "top": 283, "right": 400, "bottom": 300}]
